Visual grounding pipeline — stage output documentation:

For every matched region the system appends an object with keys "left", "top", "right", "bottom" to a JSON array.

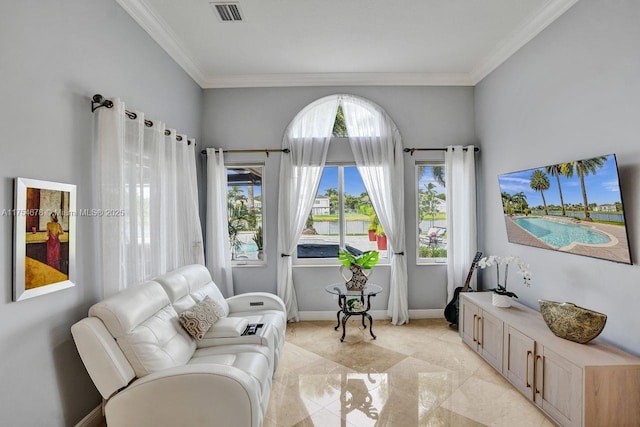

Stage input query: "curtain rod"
[
  {"left": 90, "top": 94, "right": 194, "bottom": 145},
  {"left": 403, "top": 147, "right": 479, "bottom": 155},
  {"left": 200, "top": 148, "right": 290, "bottom": 157}
]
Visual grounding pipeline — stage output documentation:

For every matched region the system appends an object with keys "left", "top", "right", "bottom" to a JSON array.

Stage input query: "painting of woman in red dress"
[{"left": 46, "top": 212, "right": 64, "bottom": 270}]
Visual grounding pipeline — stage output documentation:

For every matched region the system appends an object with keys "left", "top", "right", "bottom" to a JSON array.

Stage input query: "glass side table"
[{"left": 325, "top": 283, "right": 383, "bottom": 342}]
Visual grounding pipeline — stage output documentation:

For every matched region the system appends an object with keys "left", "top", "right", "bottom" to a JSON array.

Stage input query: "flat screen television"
[{"left": 498, "top": 153, "right": 631, "bottom": 264}]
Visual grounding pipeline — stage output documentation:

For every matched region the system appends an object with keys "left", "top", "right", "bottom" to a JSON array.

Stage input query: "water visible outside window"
[
  {"left": 299, "top": 166, "right": 386, "bottom": 259},
  {"left": 227, "top": 166, "right": 263, "bottom": 261},
  {"left": 417, "top": 164, "right": 447, "bottom": 262}
]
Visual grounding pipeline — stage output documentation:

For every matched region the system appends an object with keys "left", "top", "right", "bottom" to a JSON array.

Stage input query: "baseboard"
[
  {"left": 298, "top": 309, "right": 443, "bottom": 321},
  {"left": 408, "top": 309, "right": 443, "bottom": 318},
  {"left": 75, "top": 404, "right": 104, "bottom": 427}
]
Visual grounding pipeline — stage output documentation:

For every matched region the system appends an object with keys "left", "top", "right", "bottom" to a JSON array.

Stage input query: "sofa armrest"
[
  {"left": 105, "top": 364, "right": 262, "bottom": 427},
  {"left": 71, "top": 317, "right": 135, "bottom": 400},
  {"left": 226, "top": 292, "right": 286, "bottom": 314}
]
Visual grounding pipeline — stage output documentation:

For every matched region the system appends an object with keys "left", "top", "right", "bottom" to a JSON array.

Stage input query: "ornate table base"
[{"left": 334, "top": 293, "right": 377, "bottom": 342}]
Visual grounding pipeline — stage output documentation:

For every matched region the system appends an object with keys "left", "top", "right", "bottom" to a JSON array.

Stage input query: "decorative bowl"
[{"left": 538, "top": 300, "right": 607, "bottom": 344}]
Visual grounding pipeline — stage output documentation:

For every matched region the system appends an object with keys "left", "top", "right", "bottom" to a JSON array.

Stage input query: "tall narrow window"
[
  {"left": 417, "top": 163, "right": 447, "bottom": 264},
  {"left": 296, "top": 165, "right": 386, "bottom": 262},
  {"left": 226, "top": 165, "right": 264, "bottom": 263}
]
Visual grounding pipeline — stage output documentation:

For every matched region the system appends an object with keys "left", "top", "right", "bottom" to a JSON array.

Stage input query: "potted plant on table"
[
  {"left": 477, "top": 255, "right": 532, "bottom": 307},
  {"left": 338, "top": 249, "right": 379, "bottom": 291}
]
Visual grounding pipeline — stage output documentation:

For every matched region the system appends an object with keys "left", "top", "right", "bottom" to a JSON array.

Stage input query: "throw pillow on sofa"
[
  {"left": 179, "top": 296, "right": 219, "bottom": 340},
  {"left": 208, "top": 297, "right": 228, "bottom": 318}
]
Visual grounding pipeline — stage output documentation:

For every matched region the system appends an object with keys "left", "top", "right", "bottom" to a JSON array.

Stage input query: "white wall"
[
  {"left": 201, "top": 86, "right": 475, "bottom": 312},
  {"left": 0, "top": 1, "right": 202, "bottom": 425},
  {"left": 475, "top": 0, "right": 640, "bottom": 355}
]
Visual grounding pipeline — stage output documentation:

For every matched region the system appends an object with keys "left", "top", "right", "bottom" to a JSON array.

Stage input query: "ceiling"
[{"left": 117, "top": 0, "right": 578, "bottom": 88}]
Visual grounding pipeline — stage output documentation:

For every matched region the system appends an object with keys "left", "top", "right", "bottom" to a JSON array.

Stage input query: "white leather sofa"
[
  {"left": 71, "top": 264, "right": 286, "bottom": 427},
  {"left": 154, "top": 264, "right": 286, "bottom": 368}
]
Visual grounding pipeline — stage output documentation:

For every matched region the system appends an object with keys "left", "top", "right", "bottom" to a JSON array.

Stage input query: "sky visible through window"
[
  {"left": 418, "top": 166, "right": 444, "bottom": 194},
  {"left": 318, "top": 167, "right": 364, "bottom": 195}
]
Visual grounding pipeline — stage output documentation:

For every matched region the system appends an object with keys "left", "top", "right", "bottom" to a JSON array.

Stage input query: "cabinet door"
[
  {"left": 479, "top": 310, "right": 503, "bottom": 371},
  {"left": 460, "top": 297, "right": 479, "bottom": 349},
  {"left": 535, "top": 346, "right": 582, "bottom": 427},
  {"left": 503, "top": 325, "right": 535, "bottom": 400}
]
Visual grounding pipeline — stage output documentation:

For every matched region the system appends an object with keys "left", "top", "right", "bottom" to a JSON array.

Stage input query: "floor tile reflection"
[{"left": 266, "top": 319, "right": 552, "bottom": 426}]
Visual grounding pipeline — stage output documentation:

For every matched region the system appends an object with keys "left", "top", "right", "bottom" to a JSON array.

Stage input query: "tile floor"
[{"left": 264, "top": 319, "right": 556, "bottom": 426}]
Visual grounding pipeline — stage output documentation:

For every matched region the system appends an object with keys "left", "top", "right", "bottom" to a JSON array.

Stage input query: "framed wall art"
[{"left": 13, "top": 178, "right": 76, "bottom": 301}]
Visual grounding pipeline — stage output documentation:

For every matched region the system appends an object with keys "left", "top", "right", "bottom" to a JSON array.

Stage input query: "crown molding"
[
  {"left": 115, "top": 0, "right": 207, "bottom": 87},
  {"left": 203, "top": 72, "right": 474, "bottom": 88},
  {"left": 470, "top": 0, "right": 580, "bottom": 84},
  {"left": 118, "top": 0, "right": 579, "bottom": 89}
]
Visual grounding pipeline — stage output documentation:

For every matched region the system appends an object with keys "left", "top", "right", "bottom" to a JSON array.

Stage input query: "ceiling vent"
[{"left": 211, "top": 2, "right": 243, "bottom": 22}]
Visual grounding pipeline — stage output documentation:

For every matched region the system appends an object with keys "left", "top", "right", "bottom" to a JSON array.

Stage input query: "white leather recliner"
[
  {"left": 71, "top": 265, "right": 286, "bottom": 427},
  {"left": 154, "top": 264, "right": 286, "bottom": 368}
]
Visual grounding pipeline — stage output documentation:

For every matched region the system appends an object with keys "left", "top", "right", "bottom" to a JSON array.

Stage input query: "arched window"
[{"left": 277, "top": 94, "right": 409, "bottom": 325}]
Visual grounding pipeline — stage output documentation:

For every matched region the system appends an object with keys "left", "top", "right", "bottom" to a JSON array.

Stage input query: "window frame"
[
  {"left": 294, "top": 162, "right": 388, "bottom": 266},
  {"left": 226, "top": 162, "right": 266, "bottom": 267},
  {"left": 415, "top": 161, "right": 448, "bottom": 266}
]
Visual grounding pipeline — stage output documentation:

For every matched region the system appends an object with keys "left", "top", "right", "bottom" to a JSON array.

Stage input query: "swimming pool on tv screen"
[{"left": 513, "top": 217, "right": 611, "bottom": 248}]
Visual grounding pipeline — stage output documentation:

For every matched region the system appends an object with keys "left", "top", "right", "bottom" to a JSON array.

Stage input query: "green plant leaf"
[
  {"left": 357, "top": 250, "right": 379, "bottom": 269},
  {"left": 337, "top": 249, "right": 356, "bottom": 267},
  {"left": 338, "top": 249, "right": 379, "bottom": 269}
]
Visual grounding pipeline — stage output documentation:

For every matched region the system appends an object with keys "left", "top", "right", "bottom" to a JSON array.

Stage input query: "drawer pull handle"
[
  {"left": 526, "top": 350, "right": 532, "bottom": 388},
  {"left": 535, "top": 355, "right": 543, "bottom": 395},
  {"left": 472, "top": 314, "right": 477, "bottom": 342}
]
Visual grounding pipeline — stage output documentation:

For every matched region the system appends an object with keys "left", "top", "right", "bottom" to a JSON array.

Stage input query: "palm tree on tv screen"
[
  {"left": 530, "top": 170, "right": 550, "bottom": 215},
  {"left": 572, "top": 156, "right": 608, "bottom": 221},
  {"left": 501, "top": 191, "right": 514, "bottom": 214},
  {"left": 545, "top": 163, "right": 572, "bottom": 216},
  {"left": 512, "top": 191, "right": 528, "bottom": 214}
]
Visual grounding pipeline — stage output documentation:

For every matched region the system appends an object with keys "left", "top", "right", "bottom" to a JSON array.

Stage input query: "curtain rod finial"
[{"left": 91, "top": 94, "right": 113, "bottom": 112}]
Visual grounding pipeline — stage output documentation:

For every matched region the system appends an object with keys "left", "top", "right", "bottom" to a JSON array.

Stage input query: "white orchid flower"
[{"left": 477, "top": 255, "right": 532, "bottom": 288}]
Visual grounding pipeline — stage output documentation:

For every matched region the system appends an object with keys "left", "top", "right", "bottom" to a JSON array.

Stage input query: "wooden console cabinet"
[{"left": 460, "top": 292, "right": 640, "bottom": 427}]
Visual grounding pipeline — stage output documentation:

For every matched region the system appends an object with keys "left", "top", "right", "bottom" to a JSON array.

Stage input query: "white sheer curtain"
[
  {"left": 205, "top": 148, "right": 234, "bottom": 298},
  {"left": 445, "top": 145, "right": 477, "bottom": 300},
  {"left": 277, "top": 97, "right": 340, "bottom": 322},
  {"left": 95, "top": 98, "right": 204, "bottom": 298},
  {"left": 342, "top": 95, "right": 409, "bottom": 325}
]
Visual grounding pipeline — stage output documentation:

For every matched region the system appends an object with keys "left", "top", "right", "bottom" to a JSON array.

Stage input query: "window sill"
[
  {"left": 416, "top": 260, "right": 447, "bottom": 266},
  {"left": 232, "top": 261, "right": 267, "bottom": 268},
  {"left": 293, "top": 262, "right": 390, "bottom": 268}
]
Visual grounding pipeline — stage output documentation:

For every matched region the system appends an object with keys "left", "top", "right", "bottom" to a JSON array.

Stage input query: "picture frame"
[{"left": 13, "top": 177, "right": 76, "bottom": 301}]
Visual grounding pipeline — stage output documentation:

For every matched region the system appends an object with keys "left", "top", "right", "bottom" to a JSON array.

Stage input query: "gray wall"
[
  {"left": 0, "top": 1, "right": 202, "bottom": 425},
  {"left": 201, "top": 87, "right": 475, "bottom": 311},
  {"left": 475, "top": 0, "right": 640, "bottom": 355}
]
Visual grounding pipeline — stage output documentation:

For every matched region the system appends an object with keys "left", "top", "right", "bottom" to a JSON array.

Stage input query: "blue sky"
[
  {"left": 318, "top": 166, "right": 366, "bottom": 196},
  {"left": 318, "top": 165, "right": 446, "bottom": 197},
  {"left": 418, "top": 165, "right": 445, "bottom": 195},
  {"left": 498, "top": 155, "right": 622, "bottom": 206}
]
